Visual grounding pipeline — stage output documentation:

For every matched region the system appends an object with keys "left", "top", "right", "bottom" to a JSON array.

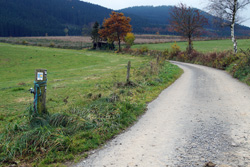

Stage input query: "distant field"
[
  {"left": 132, "top": 39, "right": 250, "bottom": 52},
  {"left": 1, "top": 36, "right": 249, "bottom": 52},
  {"left": 0, "top": 35, "right": 184, "bottom": 46},
  {"left": 0, "top": 43, "right": 151, "bottom": 129},
  {"left": 0, "top": 36, "right": 93, "bottom": 49}
]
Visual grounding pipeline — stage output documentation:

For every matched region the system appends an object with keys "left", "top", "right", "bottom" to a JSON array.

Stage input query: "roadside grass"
[
  {"left": 0, "top": 43, "right": 183, "bottom": 166},
  {"left": 125, "top": 37, "right": 250, "bottom": 87},
  {"left": 132, "top": 39, "right": 250, "bottom": 52},
  {"left": 149, "top": 39, "right": 250, "bottom": 87}
]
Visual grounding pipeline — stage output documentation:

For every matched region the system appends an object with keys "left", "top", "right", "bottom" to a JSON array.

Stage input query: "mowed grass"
[
  {"left": 132, "top": 39, "right": 250, "bottom": 52},
  {"left": 0, "top": 43, "right": 151, "bottom": 130}
]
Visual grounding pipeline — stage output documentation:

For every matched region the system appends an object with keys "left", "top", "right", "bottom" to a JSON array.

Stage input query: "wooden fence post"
[
  {"left": 150, "top": 61, "right": 153, "bottom": 74},
  {"left": 34, "top": 69, "right": 47, "bottom": 115},
  {"left": 156, "top": 55, "right": 160, "bottom": 65},
  {"left": 127, "top": 61, "right": 131, "bottom": 83}
]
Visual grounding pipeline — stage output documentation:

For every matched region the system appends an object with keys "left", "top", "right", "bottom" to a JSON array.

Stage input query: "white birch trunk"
[
  {"left": 232, "top": 0, "right": 238, "bottom": 53},
  {"left": 231, "top": 23, "right": 237, "bottom": 53}
]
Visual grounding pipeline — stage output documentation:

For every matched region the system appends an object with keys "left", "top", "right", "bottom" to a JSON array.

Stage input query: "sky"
[{"left": 82, "top": 0, "right": 250, "bottom": 27}]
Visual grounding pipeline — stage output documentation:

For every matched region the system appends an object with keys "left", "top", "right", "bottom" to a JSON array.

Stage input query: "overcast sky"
[{"left": 82, "top": 0, "right": 250, "bottom": 27}]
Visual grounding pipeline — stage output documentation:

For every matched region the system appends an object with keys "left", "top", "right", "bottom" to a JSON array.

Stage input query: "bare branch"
[
  {"left": 206, "top": 0, "right": 250, "bottom": 53},
  {"left": 170, "top": 3, "right": 208, "bottom": 53}
]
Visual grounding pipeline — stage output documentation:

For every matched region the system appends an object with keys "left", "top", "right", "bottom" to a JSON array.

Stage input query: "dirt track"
[{"left": 74, "top": 62, "right": 250, "bottom": 167}]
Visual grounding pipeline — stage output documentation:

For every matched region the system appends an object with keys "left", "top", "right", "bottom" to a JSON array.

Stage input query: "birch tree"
[{"left": 207, "top": 0, "right": 250, "bottom": 53}]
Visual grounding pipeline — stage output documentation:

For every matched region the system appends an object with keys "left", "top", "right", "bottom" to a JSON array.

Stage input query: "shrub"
[
  {"left": 169, "top": 42, "right": 181, "bottom": 60},
  {"left": 176, "top": 52, "right": 188, "bottom": 62},
  {"left": 212, "top": 51, "right": 234, "bottom": 69},
  {"left": 188, "top": 50, "right": 200, "bottom": 62},
  {"left": 124, "top": 33, "right": 135, "bottom": 48},
  {"left": 139, "top": 46, "right": 149, "bottom": 54},
  {"left": 22, "top": 40, "right": 29, "bottom": 45},
  {"left": 49, "top": 42, "right": 55, "bottom": 47},
  {"left": 162, "top": 49, "right": 169, "bottom": 58},
  {"left": 228, "top": 50, "right": 250, "bottom": 83}
]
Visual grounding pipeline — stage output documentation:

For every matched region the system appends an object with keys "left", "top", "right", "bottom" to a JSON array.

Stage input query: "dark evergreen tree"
[
  {"left": 82, "top": 25, "right": 91, "bottom": 36},
  {"left": 91, "top": 21, "right": 100, "bottom": 49},
  {"left": 0, "top": 0, "right": 112, "bottom": 37}
]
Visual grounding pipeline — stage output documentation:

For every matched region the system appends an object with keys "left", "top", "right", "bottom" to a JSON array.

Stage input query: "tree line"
[
  {"left": 93, "top": 0, "right": 250, "bottom": 53},
  {"left": 0, "top": 0, "right": 111, "bottom": 36},
  {"left": 1, "top": 0, "right": 250, "bottom": 38}
]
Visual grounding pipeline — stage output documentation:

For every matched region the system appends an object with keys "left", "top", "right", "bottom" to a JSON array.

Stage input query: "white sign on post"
[{"left": 37, "top": 72, "right": 43, "bottom": 81}]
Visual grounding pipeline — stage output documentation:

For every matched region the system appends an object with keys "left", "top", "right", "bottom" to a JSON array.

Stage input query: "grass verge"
[
  {"left": 145, "top": 40, "right": 250, "bottom": 86},
  {"left": 123, "top": 40, "right": 250, "bottom": 87}
]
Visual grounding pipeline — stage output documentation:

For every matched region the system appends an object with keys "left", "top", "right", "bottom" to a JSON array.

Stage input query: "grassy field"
[
  {"left": 132, "top": 39, "right": 250, "bottom": 52},
  {"left": 0, "top": 43, "right": 153, "bottom": 129},
  {"left": 0, "top": 36, "right": 92, "bottom": 49},
  {"left": 1, "top": 36, "right": 249, "bottom": 52},
  {"left": 0, "top": 35, "right": 182, "bottom": 47},
  {"left": 0, "top": 43, "right": 182, "bottom": 165}
]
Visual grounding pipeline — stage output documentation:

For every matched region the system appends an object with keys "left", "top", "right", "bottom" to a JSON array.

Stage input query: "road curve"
[{"left": 74, "top": 62, "right": 250, "bottom": 167}]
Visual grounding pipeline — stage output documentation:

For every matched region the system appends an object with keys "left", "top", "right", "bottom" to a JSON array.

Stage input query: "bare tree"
[
  {"left": 207, "top": 0, "right": 250, "bottom": 53},
  {"left": 169, "top": 3, "right": 208, "bottom": 53}
]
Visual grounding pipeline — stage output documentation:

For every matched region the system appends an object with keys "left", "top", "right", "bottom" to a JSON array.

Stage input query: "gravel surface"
[{"left": 74, "top": 62, "right": 250, "bottom": 167}]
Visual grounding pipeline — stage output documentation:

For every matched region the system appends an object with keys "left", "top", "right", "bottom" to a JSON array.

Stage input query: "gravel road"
[{"left": 74, "top": 62, "right": 250, "bottom": 167}]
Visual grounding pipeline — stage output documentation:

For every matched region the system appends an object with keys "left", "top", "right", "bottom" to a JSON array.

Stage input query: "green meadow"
[
  {"left": 0, "top": 43, "right": 154, "bottom": 129},
  {"left": 132, "top": 39, "right": 250, "bottom": 52},
  {"left": 0, "top": 43, "right": 182, "bottom": 165}
]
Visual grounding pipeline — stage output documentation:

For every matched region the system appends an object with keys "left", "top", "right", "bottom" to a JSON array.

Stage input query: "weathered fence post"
[
  {"left": 156, "top": 55, "right": 160, "bottom": 65},
  {"left": 150, "top": 61, "right": 153, "bottom": 74},
  {"left": 34, "top": 69, "right": 47, "bottom": 115},
  {"left": 127, "top": 61, "right": 131, "bottom": 83}
]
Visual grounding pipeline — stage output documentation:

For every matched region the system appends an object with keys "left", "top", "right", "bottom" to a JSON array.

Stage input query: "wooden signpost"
[{"left": 34, "top": 69, "right": 47, "bottom": 115}]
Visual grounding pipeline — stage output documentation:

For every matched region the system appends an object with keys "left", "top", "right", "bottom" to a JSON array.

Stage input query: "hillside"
[
  {"left": 0, "top": 1, "right": 250, "bottom": 37},
  {"left": 120, "top": 6, "right": 250, "bottom": 37},
  {"left": 0, "top": 0, "right": 112, "bottom": 36}
]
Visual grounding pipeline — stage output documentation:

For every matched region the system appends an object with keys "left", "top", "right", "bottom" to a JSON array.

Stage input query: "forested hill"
[
  {"left": 120, "top": 6, "right": 250, "bottom": 37},
  {"left": 1, "top": 0, "right": 250, "bottom": 37},
  {"left": 120, "top": 6, "right": 173, "bottom": 25},
  {"left": 0, "top": 0, "right": 112, "bottom": 36}
]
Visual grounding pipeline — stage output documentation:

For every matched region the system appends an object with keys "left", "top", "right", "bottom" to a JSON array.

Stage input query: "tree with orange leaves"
[
  {"left": 169, "top": 3, "right": 208, "bottom": 53},
  {"left": 99, "top": 11, "right": 132, "bottom": 51}
]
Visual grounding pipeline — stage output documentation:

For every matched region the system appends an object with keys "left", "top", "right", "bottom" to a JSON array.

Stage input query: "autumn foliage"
[
  {"left": 124, "top": 32, "right": 135, "bottom": 48},
  {"left": 99, "top": 11, "right": 132, "bottom": 51},
  {"left": 169, "top": 3, "right": 208, "bottom": 53}
]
